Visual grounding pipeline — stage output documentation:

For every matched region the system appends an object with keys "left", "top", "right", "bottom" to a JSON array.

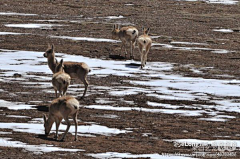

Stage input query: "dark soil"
[{"left": 0, "top": 0, "right": 240, "bottom": 158}]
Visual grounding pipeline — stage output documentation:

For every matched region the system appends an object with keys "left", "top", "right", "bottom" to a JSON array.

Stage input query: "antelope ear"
[
  {"left": 51, "top": 44, "right": 54, "bottom": 50},
  {"left": 43, "top": 114, "right": 47, "bottom": 123},
  {"left": 55, "top": 59, "right": 59, "bottom": 65},
  {"left": 146, "top": 28, "right": 150, "bottom": 35},
  {"left": 60, "top": 59, "right": 64, "bottom": 65},
  {"left": 113, "top": 24, "right": 116, "bottom": 30}
]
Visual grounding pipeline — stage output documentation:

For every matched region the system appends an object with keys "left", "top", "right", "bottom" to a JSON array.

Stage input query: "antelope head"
[
  {"left": 43, "top": 114, "right": 53, "bottom": 136},
  {"left": 111, "top": 24, "right": 120, "bottom": 40},
  {"left": 43, "top": 44, "right": 55, "bottom": 58},
  {"left": 55, "top": 59, "right": 64, "bottom": 73},
  {"left": 143, "top": 27, "right": 150, "bottom": 35}
]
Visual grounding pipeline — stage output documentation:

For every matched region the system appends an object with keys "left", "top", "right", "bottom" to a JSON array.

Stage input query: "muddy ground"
[{"left": 0, "top": 0, "right": 240, "bottom": 158}]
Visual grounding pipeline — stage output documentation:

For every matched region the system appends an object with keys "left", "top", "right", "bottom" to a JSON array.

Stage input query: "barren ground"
[{"left": 0, "top": 0, "right": 240, "bottom": 158}]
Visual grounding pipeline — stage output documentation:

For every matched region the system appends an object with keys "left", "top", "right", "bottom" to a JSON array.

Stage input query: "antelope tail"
[{"left": 132, "top": 30, "right": 136, "bottom": 35}]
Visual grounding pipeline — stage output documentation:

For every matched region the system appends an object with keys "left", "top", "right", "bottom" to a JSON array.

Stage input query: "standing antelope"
[
  {"left": 52, "top": 59, "right": 71, "bottom": 98},
  {"left": 43, "top": 44, "right": 91, "bottom": 99},
  {"left": 112, "top": 24, "right": 138, "bottom": 59},
  {"left": 43, "top": 96, "right": 80, "bottom": 141},
  {"left": 137, "top": 28, "right": 152, "bottom": 69}
]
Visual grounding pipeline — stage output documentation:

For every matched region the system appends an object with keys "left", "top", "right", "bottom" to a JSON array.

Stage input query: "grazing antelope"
[
  {"left": 43, "top": 44, "right": 91, "bottom": 99},
  {"left": 52, "top": 59, "right": 71, "bottom": 98},
  {"left": 43, "top": 96, "right": 80, "bottom": 141},
  {"left": 112, "top": 24, "right": 138, "bottom": 59},
  {"left": 137, "top": 28, "right": 152, "bottom": 69}
]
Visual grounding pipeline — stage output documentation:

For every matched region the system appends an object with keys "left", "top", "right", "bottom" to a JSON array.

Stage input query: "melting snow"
[
  {"left": 0, "top": 120, "right": 130, "bottom": 136},
  {"left": 6, "top": 115, "right": 31, "bottom": 118},
  {"left": 0, "top": 99, "right": 36, "bottom": 110},
  {"left": 105, "top": 15, "right": 124, "bottom": 19},
  {"left": 5, "top": 24, "right": 65, "bottom": 29},
  {"left": 0, "top": 12, "right": 37, "bottom": 16},
  {"left": 50, "top": 35, "right": 119, "bottom": 43},
  {"left": 85, "top": 105, "right": 206, "bottom": 116},
  {"left": 0, "top": 49, "right": 240, "bottom": 119},
  {"left": 213, "top": 29, "right": 234, "bottom": 33},
  {"left": 0, "top": 32, "right": 27, "bottom": 35},
  {"left": 176, "top": 0, "right": 239, "bottom": 5},
  {"left": 0, "top": 138, "right": 84, "bottom": 154},
  {"left": 152, "top": 42, "right": 232, "bottom": 54}
]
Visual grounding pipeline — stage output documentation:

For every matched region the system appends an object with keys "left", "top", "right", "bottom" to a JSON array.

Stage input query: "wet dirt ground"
[{"left": 1, "top": 0, "right": 240, "bottom": 158}]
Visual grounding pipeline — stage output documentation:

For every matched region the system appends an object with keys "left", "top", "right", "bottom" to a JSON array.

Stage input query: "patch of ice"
[
  {"left": 213, "top": 29, "right": 234, "bottom": 33},
  {"left": 199, "top": 115, "right": 236, "bottom": 122},
  {"left": 0, "top": 99, "right": 36, "bottom": 110},
  {"left": 0, "top": 32, "right": 27, "bottom": 35},
  {"left": 199, "top": 117, "right": 227, "bottom": 122},
  {"left": 0, "top": 132, "right": 12, "bottom": 135},
  {"left": 6, "top": 115, "right": 31, "bottom": 118},
  {"left": 125, "top": 3, "right": 134, "bottom": 6},
  {"left": 171, "top": 41, "right": 208, "bottom": 46},
  {"left": 50, "top": 35, "right": 120, "bottom": 43},
  {"left": 176, "top": 0, "right": 239, "bottom": 5},
  {"left": 206, "top": 0, "right": 239, "bottom": 5},
  {"left": 0, "top": 50, "right": 51, "bottom": 75},
  {"left": 5, "top": 24, "right": 65, "bottom": 29},
  {"left": 85, "top": 105, "right": 206, "bottom": 116},
  {"left": 147, "top": 101, "right": 181, "bottom": 109},
  {"left": 105, "top": 15, "right": 124, "bottom": 19},
  {"left": 152, "top": 42, "right": 232, "bottom": 54},
  {"left": 0, "top": 121, "right": 130, "bottom": 136},
  {"left": 109, "top": 87, "right": 150, "bottom": 96},
  {"left": 0, "top": 138, "right": 84, "bottom": 154},
  {"left": 211, "top": 49, "right": 230, "bottom": 54},
  {"left": 95, "top": 98, "right": 115, "bottom": 104},
  {"left": 0, "top": 12, "right": 37, "bottom": 16},
  {"left": 1, "top": 49, "right": 240, "bottom": 119},
  {"left": 130, "top": 75, "right": 240, "bottom": 100}
]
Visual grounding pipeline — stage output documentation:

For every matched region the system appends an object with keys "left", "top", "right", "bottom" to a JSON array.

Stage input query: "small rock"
[{"left": 13, "top": 73, "right": 22, "bottom": 78}]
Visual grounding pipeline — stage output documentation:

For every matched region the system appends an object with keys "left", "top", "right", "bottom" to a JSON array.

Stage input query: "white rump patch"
[{"left": 126, "top": 28, "right": 139, "bottom": 39}]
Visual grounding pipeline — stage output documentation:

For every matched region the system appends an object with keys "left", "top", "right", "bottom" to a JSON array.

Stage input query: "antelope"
[
  {"left": 43, "top": 44, "right": 91, "bottom": 99},
  {"left": 137, "top": 27, "right": 152, "bottom": 69},
  {"left": 112, "top": 24, "right": 138, "bottom": 59},
  {"left": 43, "top": 96, "right": 80, "bottom": 141},
  {"left": 52, "top": 59, "right": 71, "bottom": 98}
]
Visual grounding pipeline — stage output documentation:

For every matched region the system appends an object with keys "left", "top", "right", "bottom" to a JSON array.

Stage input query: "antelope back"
[{"left": 118, "top": 26, "right": 138, "bottom": 41}]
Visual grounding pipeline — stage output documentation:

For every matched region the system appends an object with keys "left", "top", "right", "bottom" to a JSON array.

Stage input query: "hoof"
[{"left": 53, "top": 136, "right": 58, "bottom": 140}]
